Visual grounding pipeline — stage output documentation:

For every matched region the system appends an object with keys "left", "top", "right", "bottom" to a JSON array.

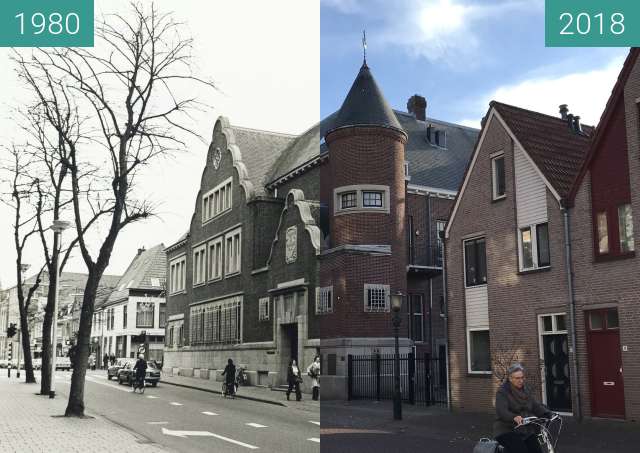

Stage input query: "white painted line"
[
  {"left": 308, "top": 438, "right": 320, "bottom": 443},
  {"left": 202, "top": 411, "right": 219, "bottom": 416},
  {"left": 169, "top": 402, "right": 183, "bottom": 406},
  {"left": 147, "top": 421, "right": 169, "bottom": 425},
  {"left": 146, "top": 395, "right": 159, "bottom": 399},
  {"left": 161, "top": 428, "right": 259, "bottom": 449},
  {"left": 245, "top": 423, "right": 267, "bottom": 428},
  {"left": 309, "top": 421, "right": 320, "bottom": 426}
]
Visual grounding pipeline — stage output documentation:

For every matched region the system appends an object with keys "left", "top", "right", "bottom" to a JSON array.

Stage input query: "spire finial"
[{"left": 362, "top": 29, "right": 367, "bottom": 65}]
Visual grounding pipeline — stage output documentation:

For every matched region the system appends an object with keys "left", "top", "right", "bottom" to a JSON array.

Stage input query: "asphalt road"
[{"left": 52, "top": 370, "right": 320, "bottom": 453}]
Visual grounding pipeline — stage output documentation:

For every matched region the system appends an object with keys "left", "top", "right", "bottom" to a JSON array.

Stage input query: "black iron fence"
[{"left": 347, "top": 352, "right": 447, "bottom": 406}]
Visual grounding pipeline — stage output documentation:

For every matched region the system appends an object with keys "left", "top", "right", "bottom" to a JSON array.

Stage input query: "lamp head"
[
  {"left": 51, "top": 219, "right": 71, "bottom": 233},
  {"left": 391, "top": 293, "right": 403, "bottom": 313}
]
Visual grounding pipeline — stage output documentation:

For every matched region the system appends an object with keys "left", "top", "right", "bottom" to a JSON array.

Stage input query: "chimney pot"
[
  {"left": 137, "top": 247, "right": 146, "bottom": 256},
  {"left": 407, "top": 94, "right": 427, "bottom": 122},
  {"left": 559, "top": 104, "right": 569, "bottom": 120},
  {"left": 567, "top": 113, "right": 574, "bottom": 130},
  {"left": 573, "top": 115, "right": 582, "bottom": 133}
]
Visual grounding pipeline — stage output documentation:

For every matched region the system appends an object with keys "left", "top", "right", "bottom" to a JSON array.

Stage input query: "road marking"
[
  {"left": 146, "top": 395, "right": 159, "bottom": 399},
  {"left": 169, "top": 402, "right": 183, "bottom": 406},
  {"left": 202, "top": 411, "right": 219, "bottom": 416},
  {"left": 308, "top": 438, "right": 320, "bottom": 443},
  {"left": 147, "top": 421, "right": 169, "bottom": 425},
  {"left": 309, "top": 421, "right": 320, "bottom": 426},
  {"left": 245, "top": 423, "right": 267, "bottom": 428},
  {"left": 161, "top": 427, "right": 259, "bottom": 449}
]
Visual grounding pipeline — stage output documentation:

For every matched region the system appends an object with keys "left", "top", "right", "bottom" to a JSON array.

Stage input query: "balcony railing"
[{"left": 408, "top": 243, "right": 443, "bottom": 271}]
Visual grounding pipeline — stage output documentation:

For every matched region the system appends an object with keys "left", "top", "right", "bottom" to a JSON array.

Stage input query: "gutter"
[
  {"left": 562, "top": 205, "right": 582, "bottom": 421},
  {"left": 441, "top": 231, "right": 451, "bottom": 410}
]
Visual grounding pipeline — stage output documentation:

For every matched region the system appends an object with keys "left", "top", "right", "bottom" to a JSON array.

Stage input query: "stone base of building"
[
  {"left": 163, "top": 340, "right": 319, "bottom": 393},
  {"left": 320, "top": 337, "right": 414, "bottom": 400}
]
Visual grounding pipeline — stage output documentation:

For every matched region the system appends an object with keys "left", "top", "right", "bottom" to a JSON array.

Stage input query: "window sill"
[
  {"left": 207, "top": 277, "right": 223, "bottom": 284},
  {"left": 491, "top": 195, "right": 506, "bottom": 204},
  {"left": 225, "top": 271, "right": 242, "bottom": 279},
  {"left": 334, "top": 207, "right": 390, "bottom": 216},
  {"left": 169, "top": 290, "right": 187, "bottom": 296},
  {"left": 594, "top": 251, "right": 636, "bottom": 263},
  {"left": 518, "top": 266, "right": 551, "bottom": 276},
  {"left": 467, "top": 372, "right": 492, "bottom": 378},
  {"left": 315, "top": 311, "right": 334, "bottom": 315},
  {"left": 202, "top": 208, "right": 232, "bottom": 226},
  {"left": 464, "top": 283, "right": 487, "bottom": 289},
  {"left": 193, "top": 282, "right": 206, "bottom": 288}
]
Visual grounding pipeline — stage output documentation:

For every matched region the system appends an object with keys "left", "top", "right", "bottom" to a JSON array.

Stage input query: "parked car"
[
  {"left": 0, "top": 359, "right": 8, "bottom": 368},
  {"left": 107, "top": 358, "right": 135, "bottom": 380},
  {"left": 55, "top": 357, "right": 72, "bottom": 371},
  {"left": 117, "top": 361, "right": 161, "bottom": 387}
]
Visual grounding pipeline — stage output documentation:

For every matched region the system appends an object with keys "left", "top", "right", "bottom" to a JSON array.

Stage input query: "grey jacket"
[{"left": 493, "top": 382, "right": 550, "bottom": 438}]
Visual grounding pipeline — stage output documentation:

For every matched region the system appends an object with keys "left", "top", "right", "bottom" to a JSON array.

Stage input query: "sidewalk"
[
  {"left": 321, "top": 400, "right": 640, "bottom": 453},
  {"left": 160, "top": 372, "right": 320, "bottom": 413},
  {"left": 0, "top": 375, "right": 167, "bottom": 453}
]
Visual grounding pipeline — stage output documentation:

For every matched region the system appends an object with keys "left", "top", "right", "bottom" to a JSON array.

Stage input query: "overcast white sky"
[{"left": 0, "top": 0, "right": 320, "bottom": 288}]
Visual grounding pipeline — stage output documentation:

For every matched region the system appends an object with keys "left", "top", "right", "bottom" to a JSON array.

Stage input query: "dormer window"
[{"left": 435, "top": 130, "right": 447, "bottom": 148}]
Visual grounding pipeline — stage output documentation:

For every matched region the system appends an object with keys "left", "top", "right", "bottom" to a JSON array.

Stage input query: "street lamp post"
[
  {"left": 391, "top": 293, "right": 403, "bottom": 421},
  {"left": 50, "top": 219, "right": 70, "bottom": 399}
]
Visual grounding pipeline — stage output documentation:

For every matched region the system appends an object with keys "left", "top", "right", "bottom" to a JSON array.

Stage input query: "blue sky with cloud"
[{"left": 321, "top": 0, "right": 628, "bottom": 127}]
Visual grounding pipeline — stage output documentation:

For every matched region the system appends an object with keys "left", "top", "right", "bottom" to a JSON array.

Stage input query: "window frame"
[
  {"left": 617, "top": 203, "right": 635, "bottom": 253},
  {"left": 258, "top": 297, "right": 270, "bottom": 321},
  {"left": 334, "top": 185, "right": 390, "bottom": 215},
  {"left": 463, "top": 237, "right": 487, "bottom": 288},
  {"left": 316, "top": 286, "right": 334, "bottom": 314},
  {"left": 207, "top": 236, "right": 224, "bottom": 282},
  {"left": 408, "top": 294, "right": 424, "bottom": 342},
  {"left": 518, "top": 222, "right": 551, "bottom": 272},
  {"left": 224, "top": 227, "right": 242, "bottom": 277},
  {"left": 169, "top": 255, "right": 187, "bottom": 295},
  {"left": 202, "top": 177, "right": 233, "bottom": 223},
  {"left": 467, "top": 328, "right": 492, "bottom": 374},
  {"left": 491, "top": 152, "right": 506, "bottom": 200},
  {"left": 363, "top": 284, "right": 390, "bottom": 313},
  {"left": 192, "top": 244, "right": 207, "bottom": 287},
  {"left": 136, "top": 301, "right": 155, "bottom": 328}
]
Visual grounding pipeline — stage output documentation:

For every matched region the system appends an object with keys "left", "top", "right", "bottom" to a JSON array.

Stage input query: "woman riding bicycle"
[
  {"left": 132, "top": 354, "right": 147, "bottom": 393},
  {"left": 221, "top": 358, "right": 236, "bottom": 396},
  {"left": 494, "top": 363, "right": 553, "bottom": 453}
]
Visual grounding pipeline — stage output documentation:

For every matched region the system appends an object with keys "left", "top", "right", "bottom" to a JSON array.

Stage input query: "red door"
[{"left": 586, "top": 308, "right": 625, "bottom": 418}]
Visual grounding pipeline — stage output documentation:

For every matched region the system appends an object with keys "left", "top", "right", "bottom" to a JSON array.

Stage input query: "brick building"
[
  {"left": 445, "top": 48, "right": 640, "bottom": 420},
  {"left": 163, "top": 116, "right": 321, "bottom": 389},
  {"left": 320, "top": 62, "right": 477, "bottom": 399}
]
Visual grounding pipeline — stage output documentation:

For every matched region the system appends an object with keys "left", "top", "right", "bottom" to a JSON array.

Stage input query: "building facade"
[
  {"left": 163, "top": 117, "right": 321, "bottom": 389},
  {"left": 92, "top": 245, "right": 167, "bottom": 363},
  {"left": 319, "top": 62, "right": 477, "bottom": 399},
  {"left": 445, "top": 48, "right": 640, "bottom": 421}
]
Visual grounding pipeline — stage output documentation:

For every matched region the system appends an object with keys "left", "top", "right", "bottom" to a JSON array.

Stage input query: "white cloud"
[
  {"left": 321, "top": 0, "right": 363, "bottom": 14},
  {"left": 458, "top": 55, "right": 626, "bottom": 128}
]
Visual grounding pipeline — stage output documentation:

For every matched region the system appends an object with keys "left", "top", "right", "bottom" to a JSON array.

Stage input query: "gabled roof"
[
  {"left": 492, "top": 101, "right": 593, "bottom": 199},
  {"left": 326, "top": 63, "right": 405, "bottom": 137},
  {"left": 106, "top": 244, "right": 166, "bottom": 304},
  {"left": 266, "top": 123, "right": 321, "bottom": 186},
  {"left": 568, "top": 48, "right": 640, "bottom": 202}
]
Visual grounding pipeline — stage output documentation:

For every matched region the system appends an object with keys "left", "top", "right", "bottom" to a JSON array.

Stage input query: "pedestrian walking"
[
  {"left": 306, "top": 356, "right": 320, "bottom": 401},
  {"left": 221, "top": 358, "right": 236, "bottom": 397},
  {"left": 132, "top": 354, "right": 147, "bottom": 393},
  {"left": 89, "top": 354, "right": 96, "bottom": 371},
  {"left": 286, "top": 359, "right": 303, "bottom": 401},
  {"left": 103, "top": 353, "right": 108, "bottom": 370},
  {"left": 109, "top": 353, "right": 115, "bottom": 366}
]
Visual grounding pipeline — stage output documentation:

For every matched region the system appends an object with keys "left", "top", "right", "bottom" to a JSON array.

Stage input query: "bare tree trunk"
[
  {"left": 64, "top": 272, "right": 101, "bottom": 416},
  {"left": 39, "top": 263, "right": 56, "bottom": 395}
]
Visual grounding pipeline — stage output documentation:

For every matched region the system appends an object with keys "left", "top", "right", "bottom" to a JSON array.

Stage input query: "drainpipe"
[
  {"left": 562, "top": 205, "right": 582, "bottom": 421},
  {"left": 441, "top": 232, "right": 451, "bottom": 410}
]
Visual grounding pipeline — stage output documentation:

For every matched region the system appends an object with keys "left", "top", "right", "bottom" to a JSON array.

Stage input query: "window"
[
  {"left": 334, "top": 185, "right": 390, "bottom": 214},
  {"left": 409, "top": 294, "right": 423, "bottom": 342},
  {"left": 190, "top": 296, "right": 242, "bottom": 345},
  {"left": 159, "top": 304, "right": 166, "bottom": 328},
  {"left": 193, "top": 245, "right": 206, "bottom": 285},
  {"left": 123, "top": 305, "right": 127, "bottom": 329},
  {"left": 169, "top": 255, "right": 186, "bottom": 294},
  {"left": 136, "top": 301, "right": 155, "bottom": 328},
  {"left": 464, "top": 238, "right": 487, "bottom": 287},
  {"left": 597, "top": 211, "right": 609, "bottom": 254},
  {"left": 362, "top": 191, "right": 383, "bottom": 208},
  {"left": 202, "top": 177, "right": 233, "bottom": 222},
  {"left": 258, "top": 297, "right": 270, "bottom": 321},
  {"left": 540, "top": 314, "right": 566, "bottom": 333},
  {"left": 316, "top": 286, "right": 334, "bottom": 314},
  {"left": 618, "top": 204, "right": 635, "bottom": 253},
  {"left": 225, "top": 228, "right": 242, "bottom": 276},
  {"left": 491, "top": 154, "right": 506, "bottom": 200},
  {"left": 364, "top": 284, "right": 390, "bottom": 312},
  {"left": 519, "top": 223, "right": 550, "bottom": 271},
  {"left": 468, "top": 329, "right": 491, "bottom": 373},
  {"left": 208, "top": 237, "right": 223, "bottom": 281},
  {"left": 340, "top": 192, "right": 357, "bottom": 209},
  {"left": 436, "top": 220, "right": 446, "bottom": 266}
]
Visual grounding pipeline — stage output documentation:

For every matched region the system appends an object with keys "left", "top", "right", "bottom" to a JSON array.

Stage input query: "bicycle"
[
  {"left": 222, "top": 380, "right": 235, "bottom": 398},
  {"left": 473, "top": 413, "right": 563, "bottom": 453}
]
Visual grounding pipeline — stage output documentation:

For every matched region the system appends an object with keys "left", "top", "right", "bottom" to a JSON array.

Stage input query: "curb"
[{"left": 160, "top": 379, "right": 287, "bottom": 407}]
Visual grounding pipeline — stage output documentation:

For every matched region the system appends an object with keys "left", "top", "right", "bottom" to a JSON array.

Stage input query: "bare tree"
[
  {"left": 15, "top": 2, "right": 214, "bottom": 416},
  {"left": 0, "top": 147, "right": 45, "bottom": 384}
]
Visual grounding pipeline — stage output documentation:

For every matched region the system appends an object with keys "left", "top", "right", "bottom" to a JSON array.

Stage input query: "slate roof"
[
  {"left": 106, "top": 244, "right": 166, "bottom": 305},
  {"left": 266, "top": 123, "right": 321, "bottom": 186},
  {"left": 492, "top": 101, "right": 594, "bottom": 199},
  {"left": 231, "top": 126, "right": 296, "bottom": 196},
  {"left": 326, "top": 63, "right": 404, "bottom": 135}
]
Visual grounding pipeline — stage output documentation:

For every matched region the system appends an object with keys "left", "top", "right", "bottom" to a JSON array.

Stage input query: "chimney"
[
  {"left": 407, "top": 94, "right": 427, "bottom": 121},
  {"left": 137, "top": 247, "right": 146, "bottom": 256},
  {"left": 559, "top": 104, "right": 569, "bottom": 120},
  {"left": 573, "top": 115, "right": 582, "bottom": 133},
  {"left": 566, "top": 113, "right": 574, "bottom": 130}
]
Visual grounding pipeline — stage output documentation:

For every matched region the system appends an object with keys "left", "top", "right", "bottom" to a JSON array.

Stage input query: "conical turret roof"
[{"left": 326, "top": 62, "right": 405, "bottom": 137}]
